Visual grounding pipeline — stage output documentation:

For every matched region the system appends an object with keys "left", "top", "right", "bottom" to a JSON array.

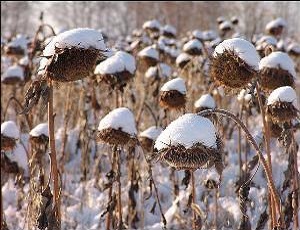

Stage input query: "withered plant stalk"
[
  {"left": 198, "top": 108, "right": 284, "bottom": 228},
  {"left": 48, "top": 79, "right": 61, "bottom": 228},
  {"left": 255, "top": 82, "right": 278, "bottom": 227}
]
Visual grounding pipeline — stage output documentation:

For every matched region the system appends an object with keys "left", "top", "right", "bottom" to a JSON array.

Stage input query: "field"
[{"left": 1, "top": 2, "right": 300, "bottom": 230}]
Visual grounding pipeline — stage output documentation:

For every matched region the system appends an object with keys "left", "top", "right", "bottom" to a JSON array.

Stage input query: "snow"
[
  {"left": 267, "top": 86, "right": 298, "bottom": 108},
  {"left": 7, "top": 34, "right": 29, "bottom": 49},
  {"left": 194, "top": 94, "right": 216, "bottom": 109},
  {"left": 43, "top": 28, "right": 107, "bottom": 56},
  {"left": 154, "top": 113, "right": 217, "bottom": 150},
  {"left": 5, "top": 143, "right": 29, "bottom": 176},
  {"left": 160, "top": 77, "right": 186, "bottom": 94},
  {"left": 145, "top": 63, "right": 172, "bottom": 78},
  {"left": 237, "top": 89, "right": 252, "bottom": 102},
  {"left": 183, "top": 39, "right": 202, "bottom": 51},
  {"left": 163, "top": 25, "right": 176, "bottom": 36},
  {"left": 143, "top": 20, "right": 161, "bottom": 30},
  {"left": 139, "top": 126, "right": 163, "bottom": 140},
  {"left": 164, "top": 46, "right": 180, "bottom": 58},
  {"left": 19, "top": 56, "right": 29, "bottom": 66},
  {"left": 192, "top": 30, "right": 203, "bottom": 40},
  {"left": 1, "top": 121, "right": 19, "bottom": 139},
  {"left": 256, "top": 35, "right": 277, "bottom": 46},
  {"left": 217, "top": 16, "right": 226, "bottom": 23},
  {"left": 219, "top": 20, "right": 233, "bottom": 30},
  {"left": 202, "top": 30, "right": 218, "bottom": 41},
  {"left": 231, "top": 16, "right": 238, "bottom": 23},
  {"left": 176, "top": 53, "right": 191, "bottom": 65},
  {"left": 214, "top": 38, "right": 260, "bottom": 70},
  {"left": 29, "top": 123, "right": 49, "bottom": 137},
  {"left": 266, "top": 17, "right": 287, "bottom": 31},
  {"left": 287, "top": 42, "right": 300, "bottom": 54},
  {"left": 94, "top": 51, "right": 136, "bottom": 75},
  {"left": 205, "top": 168, "right": 220, "bottom": 181},
  {"left": 259, "top": 51, "right": 296, "bottom": 78},
  {"left": 98, "top": 107, "right": 137, "bottom": 136},
  {"left": 2, "top": 65, "right": 24, "bottom": 80},
  {"left": 138, "top": 46, "right": 159, "bottom": 60},
  {"left": 218, "top": 197, "right": 241, "bottom": 222}
]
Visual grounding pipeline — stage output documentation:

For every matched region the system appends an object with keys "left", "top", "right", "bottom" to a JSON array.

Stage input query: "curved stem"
[
  {"left": 197, "top": 108, "right": 283, "bottom": 228},
  {"left": 255, "top": 82, "right": 277, "bottom": 227},
  {"left": 4, "top": 96, "right": 33, "bottom": 130}
]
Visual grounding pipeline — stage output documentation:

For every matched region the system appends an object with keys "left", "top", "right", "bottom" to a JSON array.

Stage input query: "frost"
[
  {"left": 259, "top": 51, "right": 296, "bottom": 78},
  {"left": 154, "top": 113, "right": 217, "bottom": 150},
  {"left": 160, "top": 77, "right": 186, "bottom": 94},
  {"left": 98, "top": 107, "right": 137, "bottom": 136}
]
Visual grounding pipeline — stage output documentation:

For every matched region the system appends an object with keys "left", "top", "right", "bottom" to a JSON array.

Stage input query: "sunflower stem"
[
  {"left": 47, "top": 79, "right": 61, "bottom": 229},
  {"left": 198, "top": 108, "right": 284, "bottom": 228}
]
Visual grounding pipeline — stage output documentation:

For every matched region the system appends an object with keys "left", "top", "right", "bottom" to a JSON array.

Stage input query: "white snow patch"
[
  {"left": 154, "top": 113, "right": 217, "bottom": 150},
  {"left": 163, "top": 25, "right": 176, "bottom": 36},
  {"left": 267, "top": 86, "right": 298, "bottom": 108},
  {"left": 98, "top": 107, "right": 137, "bottom": 136},
  {"left": 94, "top": 51, "right": 136, "bottom": 75},
  {"left": 192, "top": 30, "right": 203, "bottom": 40},
  {"left": 259, "top": 51, "right": 296, "bottom": 78},
  {"left": 145, "top": 63, "right": 172, "bottom": 78},
  {"left": 218, "top": 197, "right": 241, "bottom": 222},
  {"left": 287, "top": 42, "right": 300, "bottom": 54},
  {"left": 143, "top": 20, "right": 161, "bottom": 30},
  {"left": 194, "top": 94, "right": 216, "bottom": 109},
  {"left": 266, "top": 18, "right": 287, "bottom": 31},
  {"left": 138, "top": 46, "right": 159, "bottom": 60},
  {"left": 7, "top": 34, "right": 29, "bottom": 49},
  {"left": 183, "top": 39, "right": 202, "bottom": 52},
  {"left": 214, "top": 38, "right": 260, "bottom": 70},
  {"left": 43, "top": 28, "right": 106, "bottom": 56},
  {"left": 176, "top": 53, "right": 191, "bottom": 66},
  {"left": 256, "top": 35, "right": 277, "bottom": 46},
  {"left": 30, "top": 123, "right": 49, "bottom": 137},
  {"left": 219, "top": 20, "right": 233, "bottom": 30},
  {"left": 160, "top": 77, "right": 186, "bottom": 94},
  {"left": 1, "top": 121, "right": 19, "bottom": 139},
  {"left": 19, "top": 56, "right": 29, "bottom": 66},
  {"left": 202, "top": 30, "right": 218, "bottom": 41},
  {"left": 2, "top": 65, "right": 24, "bottom": 80},
  {"left": 5, "top": 143, "right": 29, "bottom": 176},
  {"left": 237, "top": 89, "right": 252, "bottom": 102},
  {"left": 140, "top": 126, "right": 163, "bottom": 140}
]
